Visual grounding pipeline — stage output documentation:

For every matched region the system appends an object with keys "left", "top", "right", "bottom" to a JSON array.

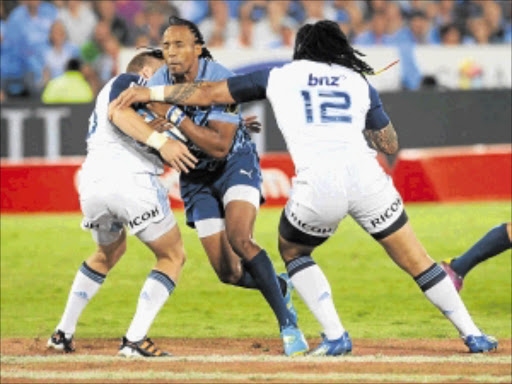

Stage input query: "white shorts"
[
  {"left": 280, "top": 156, "right": 406, "bottom": 246},
  {"left": 78, "top": 171, "right": 176, "bottom": 245}
]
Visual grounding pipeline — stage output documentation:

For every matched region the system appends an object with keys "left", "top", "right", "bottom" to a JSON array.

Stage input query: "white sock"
[
  {"left": 416, "top": 264, "right": 482, "bottom": 337},
  {"left": 287, "top": 257, "right": 345, "bottom": 340},
  {"left": 57, "top": 262, "right": 105, "bottom": 337},
  {"left": 125, "top": 270, "right": 175, "bottom": 342}
]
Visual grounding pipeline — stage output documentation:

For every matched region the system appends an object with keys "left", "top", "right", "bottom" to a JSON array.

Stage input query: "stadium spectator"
[
  {"left": 239, "top": 0, "right": 285, "bottom": 48},
  {"left": 464, "top": 17, "right": 492, "bottom": 44},
  {"left": 145, "top": 3, "right": 170, "bottom": 46},
  {"left": 95, "top": 0, "right": 130, "bottom": 46},
  {"left": 93, "top": 36, "right": 120, "bottom": 84},
  {"left": 439, "top": 23, "right": 462, "bottom": 45},
  {"left": 56, "top": 0, "right": 97, "bottom": 47},
  {"left": 114, "top": 0, "right": 144, "bottom": 26},
  {"left": 353, "top": 10, "right": 388, "bottom": 45},
  {"left": 43, "top": 20, "right": 80, "bottom": 84},
  {"left": 483, "top": 1, "right": 507, "bottom": 43},
  {"left": 2, "top": 0, "right": 57, "bottom": 92},
  {"left": 41, "top": 58, "right": 93, "bottom": 103},
  {"left": 268, "top": 16, "right": 298, "bottom": 49},
  {"left": 406, "top": 9, "right": 437, "bottom": 44}
]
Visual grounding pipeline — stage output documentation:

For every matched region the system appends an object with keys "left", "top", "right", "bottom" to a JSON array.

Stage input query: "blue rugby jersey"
[{"left": 147, "top": 59, "right": 254, "bottom": 172}]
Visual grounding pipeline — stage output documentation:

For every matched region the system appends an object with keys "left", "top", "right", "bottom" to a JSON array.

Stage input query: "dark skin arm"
[
  {"left": 147, "top": 102, "right": 237, "bottom": 159},
  {"left": 111, "top": 81, "right": 235, "bottom": 111},
  {"left": 363, "top": 122, "right": 399, "bottom": 155}
]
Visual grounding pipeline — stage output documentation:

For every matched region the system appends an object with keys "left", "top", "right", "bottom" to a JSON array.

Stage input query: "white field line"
[
  {"left": 1, "top": 354, "right": 510, "bottom": 364},
  {"left": 1, "top": 369, "right": 511, "bottom": 383}
]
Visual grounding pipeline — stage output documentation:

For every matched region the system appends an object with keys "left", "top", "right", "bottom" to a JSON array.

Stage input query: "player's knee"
[
  {"left": 227, "top": 232, "right": 253, "bottom": 258},
  {"left": 155, "top": 245, "right": 186, "bottom": 266},
  {"left": 216, "top": 270, "right": 240, "bottom": 285}
]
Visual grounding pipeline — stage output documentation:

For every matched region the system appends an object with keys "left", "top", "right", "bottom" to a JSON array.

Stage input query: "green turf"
[{"left": 1, "top": 202, "right": 510, "bottom": 340}]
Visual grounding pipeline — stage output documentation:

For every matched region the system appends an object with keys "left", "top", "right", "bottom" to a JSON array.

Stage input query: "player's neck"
[{"left": 172, "top": 59, "right": 200, "bottom": 84}]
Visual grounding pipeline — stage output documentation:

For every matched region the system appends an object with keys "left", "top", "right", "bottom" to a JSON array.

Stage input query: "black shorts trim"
[
  {"left": 371, "top": 210, "right": 409, "bottom": 240},
  {"left": 279, "top": 210, "right": 329, "bottom": 247}
]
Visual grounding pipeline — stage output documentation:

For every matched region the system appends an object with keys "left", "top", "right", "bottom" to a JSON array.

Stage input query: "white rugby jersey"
[
  {"left": 228, "top": 60, "right": 390, "bottom": 172},
  {"left": 81, "top": 73, "right": 163, "bottom": 176}
]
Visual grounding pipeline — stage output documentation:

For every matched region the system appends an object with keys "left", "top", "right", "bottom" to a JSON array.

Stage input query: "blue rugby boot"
[
  {"left": 464, "top": 334, "right": 498, "bottom": 353},
  {"left": 279, "top": 273, "right": 297, "bottom": 325},
  {"left": 308, "top": 332, "right": 352, "bottom": 356},
  {"left": 281, "top": 325, "right": 308, "bottom": 356}
]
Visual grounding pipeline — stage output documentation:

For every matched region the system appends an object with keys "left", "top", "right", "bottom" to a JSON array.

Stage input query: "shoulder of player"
[{"left": 202, "top": 60, "right": 236, "bottom": 80}]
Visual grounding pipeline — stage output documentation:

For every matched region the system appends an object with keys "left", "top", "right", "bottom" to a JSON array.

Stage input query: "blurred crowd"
[{"left": 1, "top": 0, "right": 511, "bottom": 100}]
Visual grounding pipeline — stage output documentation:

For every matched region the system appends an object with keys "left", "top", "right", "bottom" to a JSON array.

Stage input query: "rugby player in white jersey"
[
  {"left": 113, "top": 20, "right": 498, "bottom": 355},
  {"left": 48, "top": 49, "right": 197, "bottom": 357}
]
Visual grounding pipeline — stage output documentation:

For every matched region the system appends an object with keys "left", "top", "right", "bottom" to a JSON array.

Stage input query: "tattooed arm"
[
  {"left": 110, "top": 80, "right": 235, "bottom": 112},
  {"left": 363, "top": 122, "right": 399, "bottom": 155}
]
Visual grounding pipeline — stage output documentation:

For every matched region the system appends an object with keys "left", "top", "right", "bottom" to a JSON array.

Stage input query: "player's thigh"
[
  {"left": 378, "top": 222, "right": 434, "bottom": 276},
  {"left": 200, "top": 230, "right": 243, "bottom": 283},
  {"left": 349, "top": 178, "right": 432, "bottom": 275}
]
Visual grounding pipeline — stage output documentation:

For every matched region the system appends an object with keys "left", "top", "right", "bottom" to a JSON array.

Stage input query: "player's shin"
[
  {"left": 414, "top": 263, "right": 482, "bottom": 337},
  {"left": 56, "top": 262, "right": 106, "bottom": 337},
  {"left": 244, "top": 250, "right": 295, "bottom": 329},
  {"left": 125, "top": 270, "right": 175, "bottom": 342},
  {"left": 286, "top": 256, "right": 345, "bottom": 340}
]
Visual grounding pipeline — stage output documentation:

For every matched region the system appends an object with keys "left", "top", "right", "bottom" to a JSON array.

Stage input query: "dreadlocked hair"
[
  {"left": 293, "top": 20, "right": 374, "bottom": 76},
  {"left": 168, "top": 16, "right": 214, "bottom": 61}
]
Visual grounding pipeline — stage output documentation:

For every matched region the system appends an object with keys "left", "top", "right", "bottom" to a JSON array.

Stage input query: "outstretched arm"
[
  {"left": 111, "top": 81, "right": 235, "bottom": 111},
  {"left": 111, "top": 69, "right": 271, "bottom": 111}
]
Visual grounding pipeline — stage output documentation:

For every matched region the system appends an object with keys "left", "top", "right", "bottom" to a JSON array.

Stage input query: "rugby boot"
[
  {"left": 441, "top": 260, "right": 464, "bottom": 292},
  {"left": 308, "top": 332, "right": 352, "bottom": 356},
  {"left": 47, "top": 330, "right": 75, "bottom": 353},
  {"left": 281, "top": 325, "right": 308, "bottom": 356},
  {"left": 464, "top": 334, "right": 498, "bottom": 353},
  {"left": 279, "top": 273, "right": 298, "bottom": 325},
  {"left": 118, "top": 336, "right": 170, "bottom": 357}
]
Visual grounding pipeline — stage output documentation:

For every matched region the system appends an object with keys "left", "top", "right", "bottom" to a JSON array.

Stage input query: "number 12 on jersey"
[{"left": 300, "top": 90, "right": 352, "bottom": 124}]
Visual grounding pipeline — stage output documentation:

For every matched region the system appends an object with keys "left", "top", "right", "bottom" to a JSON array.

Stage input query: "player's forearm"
[
  {"left": 179, "top": 119, "right": 231, "bottom": 158},
  {"left": 151, "top": 81, "right": 235, "bottom": 106},
  {"left": 110, "top": 106, "right": 168, "bottom": 150}
]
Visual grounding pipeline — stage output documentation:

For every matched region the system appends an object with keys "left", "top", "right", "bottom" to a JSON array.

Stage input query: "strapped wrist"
[
  {"left": 149, "top": 86, "right": 165, "bottom": 102},
  {"left": 145, "top": 131, "right": 168, "bottom": 150},
  {"left": 166, "top": 105, "right": 186, "bottom": 127}
]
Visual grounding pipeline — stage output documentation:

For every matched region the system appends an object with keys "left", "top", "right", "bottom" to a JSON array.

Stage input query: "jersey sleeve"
[
  {"left": 227, "top": 69, "right": 270, "bottom": 103},
  {"left": 109, "top": 73, "right": 145, "bottom": 103},
  {"left": 206, "top": 104, "right": 241, "bottom": 124},
  {"left": 146, "top": 65, "right": 168, "bottom": 86},
  {"left": 365, "top": 84, "right": 390, "bottom": 131}
]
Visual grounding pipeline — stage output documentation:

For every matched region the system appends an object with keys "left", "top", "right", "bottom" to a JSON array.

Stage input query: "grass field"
[{"left": 1, "top": 201, "right": 510, "bottom": 341}]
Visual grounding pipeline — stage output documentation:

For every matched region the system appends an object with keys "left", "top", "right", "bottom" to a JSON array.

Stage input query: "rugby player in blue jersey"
[
  {"left": 113, "top": 20, "right": 498, "bottom": 355},
  {"left": 130, "top": 17, "right": 307, "bottom": 356}
]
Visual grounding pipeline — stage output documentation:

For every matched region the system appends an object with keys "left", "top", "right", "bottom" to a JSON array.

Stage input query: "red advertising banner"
[{"left": 1, "top": 146, "right": 510, "bottom": 213}]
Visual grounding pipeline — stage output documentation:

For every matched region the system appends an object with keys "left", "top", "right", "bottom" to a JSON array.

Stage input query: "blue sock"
[
  {"left": 451, "top": 223, "right": 512, "bottom": 277},
  {"left": 235, "top": 264, "right": 287, "bottom": 296},
  {"left": 244, "top": 250, "right": 294, "bottom": 330}
]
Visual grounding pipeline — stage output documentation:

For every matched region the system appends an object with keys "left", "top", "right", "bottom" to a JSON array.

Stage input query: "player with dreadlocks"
[
  {"left": 114, "top": 19, "right": 498, "bottom": 355},
  {"left": 135, "top": 16, "right": 308, "bottom": 356}
]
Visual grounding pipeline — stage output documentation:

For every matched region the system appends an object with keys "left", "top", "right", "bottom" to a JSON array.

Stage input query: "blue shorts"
[{"left": 180, "top": 146, "right": 263, "bottom": 228}]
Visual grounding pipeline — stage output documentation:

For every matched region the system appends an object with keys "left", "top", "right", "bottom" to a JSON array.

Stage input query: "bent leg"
[
  {"left": 125, "top": 215, "right": 184, "bottom": 344},
  {"left": 450, "top": 222, "right": 512, "bottom": 278},
  {"left": 378, "top": 221, "right": 482, "bottom": 338},
  {"left": 279, "top": 210, "right": 346, "bottom": 342},
  {"left": 225, "top": 200, "right": 295, "bottom": 330}
]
